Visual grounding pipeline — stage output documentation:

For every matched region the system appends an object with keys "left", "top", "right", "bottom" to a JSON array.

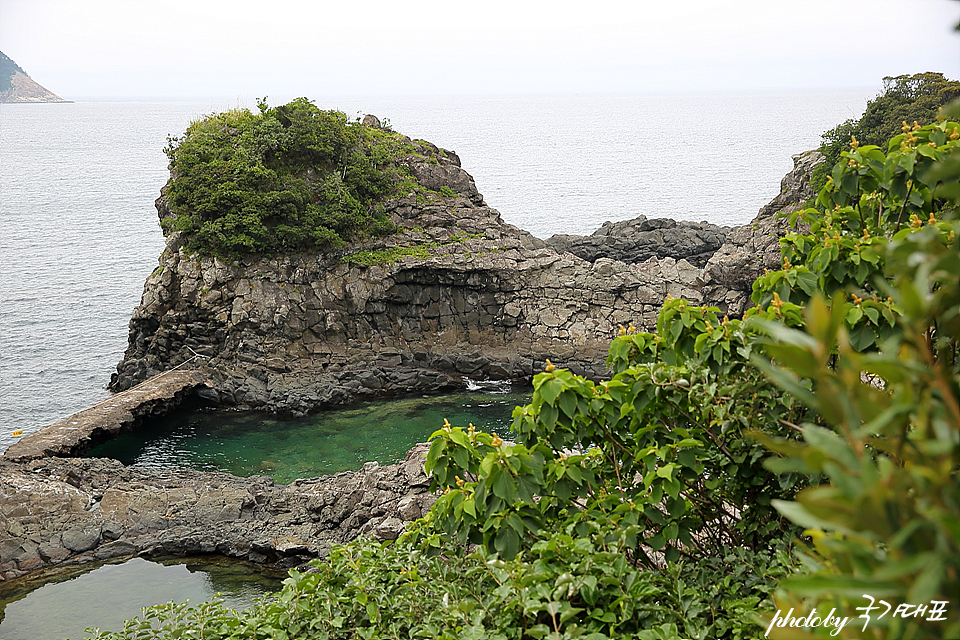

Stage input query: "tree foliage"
[
  {"left": 163, "top": 98, "right": 439, "bottom": 259},
  {"left": 812, "top": 72, "right": 960, "bottom": 195},
  {"left": 85, "top": 107, "right": 960, "bottom": 640}
]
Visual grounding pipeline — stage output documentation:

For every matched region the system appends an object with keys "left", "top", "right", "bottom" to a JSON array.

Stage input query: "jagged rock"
[
  {"left": 109, "top": 143, "right": 739, "bottom": 414},
  {"left": 0, "top": 445, "right": 435, "bottom": 578},
  {"left": 545, "top": 217, "right": 730, "bottom": 267},
  {"left": 109, "top": 146, "right": 822, "bottom": 414},
  {"left": 0, "top": 135, "right": 826, "bottom": 581}
]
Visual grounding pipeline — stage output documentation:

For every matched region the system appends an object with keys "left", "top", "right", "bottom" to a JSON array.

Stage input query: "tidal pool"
[
  {"left": 0, "top": 556, "right": 283, "bottom": 640},
  {"left": 87, "top": 383, "right": 532, "bottom": 484}
]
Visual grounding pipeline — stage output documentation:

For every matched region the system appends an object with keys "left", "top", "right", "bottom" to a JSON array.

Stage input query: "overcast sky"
[{"left": 1, "top": 0, "right": 958, "bottom": 100}]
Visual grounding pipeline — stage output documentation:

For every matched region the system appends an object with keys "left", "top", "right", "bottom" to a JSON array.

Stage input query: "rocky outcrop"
[
  {"left": 0, "top": 137, "right": 825, "bottom": 582},
  {"left": 545, "top": 217, "right": 730, "bottom": 267},
  {"left": 3, "top": 369, "right": 209, "bottom": 462},
  {"left": 0, "top": 444, "right": 435, "bottom": 579},
  {"left": 698, "top": 150, "right": 823, "bottom": 316},
  {"left": 110, "top": 143, "right": 709, "bottom": 416},
  {"left": 109, "top": 145, "right": 822, "bottom": 416}
]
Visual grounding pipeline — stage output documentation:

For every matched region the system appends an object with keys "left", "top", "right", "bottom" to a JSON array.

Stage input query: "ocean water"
[{"left": 0, "top": 91, "right": 872, "bottom": 448}]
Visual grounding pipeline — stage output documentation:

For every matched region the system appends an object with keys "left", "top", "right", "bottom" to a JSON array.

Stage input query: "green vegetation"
[
  {"left": 341, "top": 243, "right": 442, "bottom": 266},
  {"left": 86, "top": 106, "right": 959, "bottom": 639},
  {"left": 812, "top": 72, "right": 960, "bottom": 194},
  {"left": 340, "top": 232, "right": 483, "bottom": 266},
  {"left": 162, "top": 98, "right": 448, "bottom": 259},
  {"left": 0, "top": 50, "right": 26, "bottom": 92}
]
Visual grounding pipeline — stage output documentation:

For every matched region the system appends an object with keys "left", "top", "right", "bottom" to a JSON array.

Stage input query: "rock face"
[
  {"left": 110, "top": 149, "right": 696, "bottom": 416},
  {"left": 0, "top": 445, "right": 435, "bottom": 579},
  {"left": 110, "top": 146, "right": 823, "bottom": 416},
  {"left": 699, "top": 150, "right": 823, "bottom": 316}
]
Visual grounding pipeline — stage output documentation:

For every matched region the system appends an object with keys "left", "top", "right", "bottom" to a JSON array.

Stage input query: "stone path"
[{"left": 3, "top": 368, "right": 209, "bottom": 462}]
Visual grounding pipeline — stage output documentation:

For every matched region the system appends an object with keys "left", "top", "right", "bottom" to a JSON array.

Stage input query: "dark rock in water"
[
  {"left": 545, "top": 217, "right": 730, "bottom": 268},
  {"left": 0, "top": 445, "right": 436, "bottom": 578}
]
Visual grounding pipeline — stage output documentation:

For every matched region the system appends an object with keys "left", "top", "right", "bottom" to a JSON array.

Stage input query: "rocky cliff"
[
  {"left": 1, "top": 138, "right": 824, "bottom": 580},
  {"left": 111, "top": 127, "right": 823, "bottom": 417}
]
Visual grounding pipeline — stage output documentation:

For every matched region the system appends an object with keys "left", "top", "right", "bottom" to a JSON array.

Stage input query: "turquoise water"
[
  {"left": 87, "top": 384, "right": 531, "bottom": 484},
  {"left": 0, "top": 556, "right": 283, "bottom": 640}
]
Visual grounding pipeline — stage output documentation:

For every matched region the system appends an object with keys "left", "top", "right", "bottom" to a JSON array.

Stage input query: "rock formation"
[
  {"left": 545, "top": 217, "right": 730, "bottom": 268},
  {"left": 3, "top": 370, "right": 210, "bottom": 463},
  {"left": 110, "top": 131, "right": 821, "bottom": 418},
  {"left": 0, "top": 445, "right": 435, "bottom": 579},
  {"left": 698, "top": 150, "right": 823, "bottom": 316},
  {"left": 0, "top": 130, "right": 824, "bottom": 581}
]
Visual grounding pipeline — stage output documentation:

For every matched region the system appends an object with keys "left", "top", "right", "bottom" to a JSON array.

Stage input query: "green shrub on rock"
[
  {"left": 812, "top": 72, "right": 960, "bottom": 195},
  {"left": 162, "top": 98, "right": 436, "bottom": 259}
]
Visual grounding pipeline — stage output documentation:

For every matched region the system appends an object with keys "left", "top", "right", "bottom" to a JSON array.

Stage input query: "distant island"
[{"left": 0, "top": 50, "right": 70, "bottom": 103}]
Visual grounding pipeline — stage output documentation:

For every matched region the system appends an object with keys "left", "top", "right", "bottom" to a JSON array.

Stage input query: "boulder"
[{"left": 545, "top": 216, "right": 730, "bottom": 267}]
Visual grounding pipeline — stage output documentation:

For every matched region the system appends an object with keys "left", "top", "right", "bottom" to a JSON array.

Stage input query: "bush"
[
  {"left": 162, "top": 99, "right": 442, "bottom": 259},
  {"left": 812, "top": 72, "right": 960, "bottom": 195}
]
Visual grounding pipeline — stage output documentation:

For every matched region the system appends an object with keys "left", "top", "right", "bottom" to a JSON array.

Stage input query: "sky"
[{"left": 0, "top": 0, "right": 958, "bottom": 100}]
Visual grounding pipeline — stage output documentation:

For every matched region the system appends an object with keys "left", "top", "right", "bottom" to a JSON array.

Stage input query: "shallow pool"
[
  {"left": 87, "top": 384, "right": 532, "bottom": 484},
  {"left": 0, "top": 556, "right": 283, "bottom": 640}
]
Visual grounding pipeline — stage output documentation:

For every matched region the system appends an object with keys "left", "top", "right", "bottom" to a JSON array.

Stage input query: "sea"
[{"left": 0, "top": 90, "right": 873, "bottom": 451}]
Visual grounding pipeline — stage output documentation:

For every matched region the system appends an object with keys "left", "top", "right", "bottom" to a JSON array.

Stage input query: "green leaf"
[
  {"left": 539, "top": 377, "right": 564, "bottom": 406},
  {"left": 795, "top": 270, "right": 819, "bottom": 296},
  {"left": 664, "top": 522, "right": 679, "bottom": 540},
  {"left": 558, "top": 390, "right": 578, "bottom": 418},
  {"left": 772, "top": 499, "right": 857, "bottom": 537},
  {"left": 494, "top": 527, "right": 520, "bottom": 559},
  {"left": 845, "top": 306, "right": 863, "bottom": 326},
  {"left": 492, "top": 468, "right": 516, "bottom": 503},
  {"left": 848, "top": 323, "right": 876, "bottom": 351},
  {"left": 802, "top": 426, "right": 860, "bottom": 468},
  {"left": 647, "top": 533, "right": 665, "bottom": 551}
]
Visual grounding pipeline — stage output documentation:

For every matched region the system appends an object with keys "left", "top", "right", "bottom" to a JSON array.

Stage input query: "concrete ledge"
[{"left": 3, "top": 369, "right": 209, "bottom": 462}]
